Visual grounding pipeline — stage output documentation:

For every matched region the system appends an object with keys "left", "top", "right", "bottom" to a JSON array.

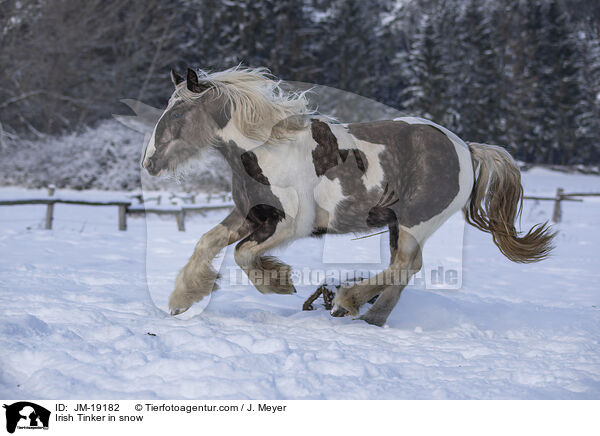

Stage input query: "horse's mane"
[{"left": 171, "top": 66, "right": 314, "bottom": 142}]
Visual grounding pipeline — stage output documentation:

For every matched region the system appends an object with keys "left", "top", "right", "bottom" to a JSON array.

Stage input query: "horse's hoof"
[
  {"left": 170, "top": 307, "right": 189, "bottom": 316},
  {"left": 330, "top": 305, "right": 349, "bottom": 317},
  {"left": 332, "top": 287, "right": 361, "bottom": 316},
  {"left": 358, "top": 314, "right": 386, "bottom": 327}
]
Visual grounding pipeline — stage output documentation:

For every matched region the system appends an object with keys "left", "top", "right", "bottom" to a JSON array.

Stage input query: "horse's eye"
[{"left": 172, "top": 112, "right": 182, "bottom": 119}]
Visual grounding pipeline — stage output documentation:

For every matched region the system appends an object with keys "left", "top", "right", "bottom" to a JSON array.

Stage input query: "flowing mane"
[{"left": 171, "top": 66, "right": 314, "bottom": 141}]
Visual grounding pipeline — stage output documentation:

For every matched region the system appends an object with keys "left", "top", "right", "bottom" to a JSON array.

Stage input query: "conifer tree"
[
  {"left": 453, "top": 0, "right": 501, "bottom": 143},
  {"left": 318, "top": 0, "right": 383, "bottom": 98},
  {"left": 404, "top": 13, "right": 450, "bottom": 123}
]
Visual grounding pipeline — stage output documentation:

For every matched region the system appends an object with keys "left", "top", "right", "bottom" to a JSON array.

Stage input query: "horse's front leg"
[
  {"left": 234, "top": 217, "right": 297, "bottom": 295},
  {"left": 169, "top": 209, "right": 250, "bottom": 315}
]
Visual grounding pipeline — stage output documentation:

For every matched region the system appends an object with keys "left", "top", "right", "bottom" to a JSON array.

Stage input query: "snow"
[{"left": 0, "top": 168, "right": 599, "bottom": 399}]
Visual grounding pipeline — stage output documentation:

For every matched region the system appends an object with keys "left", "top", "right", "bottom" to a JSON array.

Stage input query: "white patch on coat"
[
  {"left": 217, "top": 119, "right": 263, "bottom": 151},
  {"left": 270, "top": 185, "right": 298, "bottom": 218},
  {"left": 354, "top": 139, "right": 385, "bottom": 190},
  {"left": 321, "top": 123, "right": 386, "bottom": 190},
  {"left": 240, "top": 129, "right": 320, "bottom": 241},
  {"left": 313, "top": 177, "right": 346, "bottom": 229}
]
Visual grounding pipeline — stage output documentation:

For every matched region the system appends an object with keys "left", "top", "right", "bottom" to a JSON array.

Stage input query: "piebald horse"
[{"left": 142, "top": 67, "right": 555, "bottom": 326}]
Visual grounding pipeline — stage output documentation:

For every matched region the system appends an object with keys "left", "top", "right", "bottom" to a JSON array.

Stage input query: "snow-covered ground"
[{"left": 1, "top": 168, "right": 599, "bottom": 399}]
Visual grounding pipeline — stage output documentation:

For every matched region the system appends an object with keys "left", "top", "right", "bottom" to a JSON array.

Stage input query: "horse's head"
[{"left": 142, "top": 68, "right": 230, "bottom": 176}]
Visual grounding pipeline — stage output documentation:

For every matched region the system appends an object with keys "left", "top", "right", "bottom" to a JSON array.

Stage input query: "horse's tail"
[{"left": 463, "top": 142, "right": 556, "bottom": 263}]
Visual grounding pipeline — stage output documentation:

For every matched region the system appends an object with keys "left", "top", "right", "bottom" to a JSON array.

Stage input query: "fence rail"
[
  {"left": 522, "top": 187, "right": 599, "bottom": 223},
  {"left": 1, "top": 186, "right": 598, "bottom": 231},
  {"left": 0, "top": 187, "right": 233, "bottom": 231}
]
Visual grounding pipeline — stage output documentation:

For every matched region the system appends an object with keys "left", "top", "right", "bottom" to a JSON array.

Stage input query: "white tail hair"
[{"left": 464, "top": 142, "right": 556, "bottom": 263}]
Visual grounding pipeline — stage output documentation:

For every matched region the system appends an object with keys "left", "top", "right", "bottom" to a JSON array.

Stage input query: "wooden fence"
[
  {"left": 0, "top": 186, "right": 233, "bottom": 231},
  {"left": 1, "top": 186, "right": 598, "bottom": 231},
  {"left": 522, "top": 187, "right": 600, "bottom": 223}
]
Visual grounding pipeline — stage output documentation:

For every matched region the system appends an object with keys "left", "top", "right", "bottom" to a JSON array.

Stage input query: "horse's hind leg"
[
  {"left": 333, "top": 227, "right": 423, "bottom": 324},
  {"left": 358, "top": 223, "right": 408, "bottom": 326},
  {"left": 359, "top": 285, "right": 403, "bottom": 327},
  {"left": 359, "top": 236, "right": 423, "bottom": 326},
  {"left": 169, "top": 209, "right": 250, "bottom": 315},
  {"left": 234, "top": 218, "right": 297, "bottom": 295},
  {"left": 331, "top": 223, "right": 399, "bottom": 317}
]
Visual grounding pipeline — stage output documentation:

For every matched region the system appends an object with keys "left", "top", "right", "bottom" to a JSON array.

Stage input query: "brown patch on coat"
[
  {"left": 241, "top": 151, "right": 270, "bottom": 185},
  {"left": 366, "top": 184, "right": 399, "bottom": 227},
  {"left": 347, "top": 120, "right": 461, "bottom": 228},
  {"left": 310, "top": 118, "right": 378, "bottom": 233},
  {"left": 310, "top": 119, "right": 367, "bottom": 177},
  {"left": 340, "top": 149, "right": 367, "bottom": 173},
  {"left": 388, "top": 223, "right": 399, "bottom": 259}
]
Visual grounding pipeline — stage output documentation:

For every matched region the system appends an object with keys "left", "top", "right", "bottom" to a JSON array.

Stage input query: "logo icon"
[{"left": 3, "top": 402, "right": 50, "bottom": 434}]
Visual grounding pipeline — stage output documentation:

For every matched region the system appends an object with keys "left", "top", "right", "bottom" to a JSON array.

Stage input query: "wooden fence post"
[
  {"left": 552, "top": 187, "right": 564, "bottom": 223},
  {"left": 45, "top": 185, "right": 55, "bottom": 230},
  {"left": 176, "top": 209, "right": 185, "bottom": 231},
  {"left": 118, "top": 204, "right": 127, "bottom": 231}
]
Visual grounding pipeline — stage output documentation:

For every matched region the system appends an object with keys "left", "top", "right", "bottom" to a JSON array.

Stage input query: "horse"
[{"left": 141, "top": 66, "right": 555, "bottom": 327}]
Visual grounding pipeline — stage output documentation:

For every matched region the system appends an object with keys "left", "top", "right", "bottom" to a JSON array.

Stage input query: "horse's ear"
[
  {"left": 186, "top": 68, "right": 206, "bottom": 93},
  {"left": 171, "top": 69, "right": 184, "bottom": 86}
]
